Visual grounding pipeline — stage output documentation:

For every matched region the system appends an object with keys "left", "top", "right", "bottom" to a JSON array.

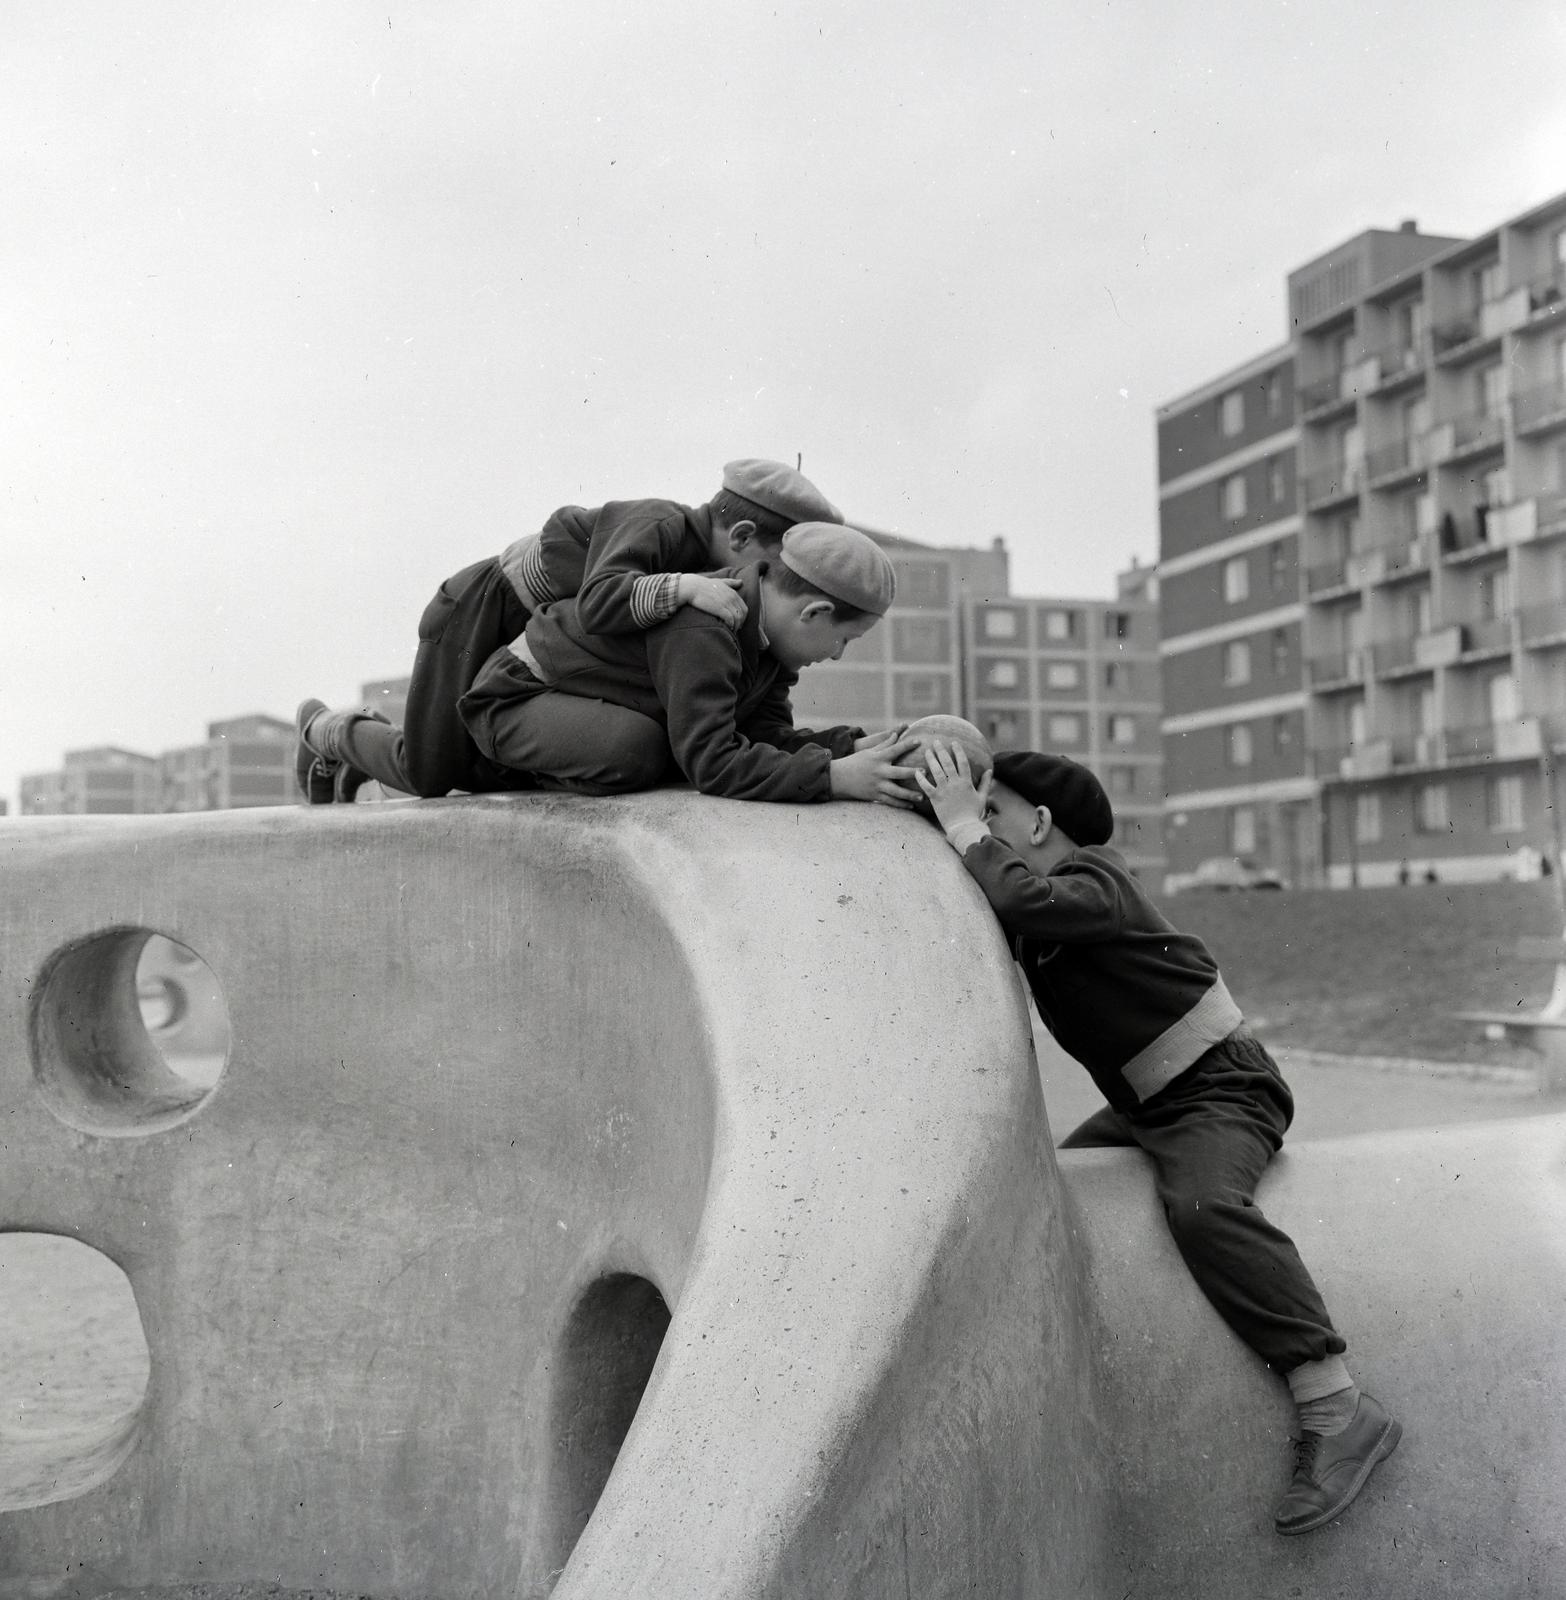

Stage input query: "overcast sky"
[{"left": 3, "top": 0, "right": 1563, "bottom": 807}]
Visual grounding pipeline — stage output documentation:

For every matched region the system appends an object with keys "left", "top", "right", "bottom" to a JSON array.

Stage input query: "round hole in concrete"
[
  {"left": 546, "top": 1273, "right": 671, "bottom": 1573},
  {"left": 31, "top": 928, "right": 230, "bottom": 1136},
  {"left": 0, "top": 1232, "right": 150, "bottom": 1512}
]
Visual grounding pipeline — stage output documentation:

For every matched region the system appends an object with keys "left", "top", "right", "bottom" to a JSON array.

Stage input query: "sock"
[{"left": 1286, "top": 1356, "right": 1358, "bottom": 1436}]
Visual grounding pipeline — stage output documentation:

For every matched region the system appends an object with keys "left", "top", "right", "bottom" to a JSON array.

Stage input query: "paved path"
[{"left": 1033, "top": 1021, "right": 1566, "bottom": 1144}]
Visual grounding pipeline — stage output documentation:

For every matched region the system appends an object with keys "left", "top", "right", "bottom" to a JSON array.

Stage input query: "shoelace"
[{"left": 1291, "top": 1434, "right": 1323, "bottom": 1477}]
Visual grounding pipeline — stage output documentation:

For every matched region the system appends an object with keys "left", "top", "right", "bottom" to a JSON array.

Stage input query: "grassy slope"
[{"left": 1159, "top": 878, "right": 1565, "bottom": 1066}]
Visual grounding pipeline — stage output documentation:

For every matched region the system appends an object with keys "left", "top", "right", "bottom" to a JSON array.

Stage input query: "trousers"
[
  {"left": 336, "top": 557, "right": 533, "bottom": 797},
  {"left": 1060, "top": 1030, "right": 1347, "bottom": 1373}
]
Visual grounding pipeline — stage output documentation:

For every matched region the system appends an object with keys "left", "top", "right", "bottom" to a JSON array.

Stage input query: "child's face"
[
  {"left": 763, "top": 595, "right": 878, "bottom": 670},
  {"left": 984, "top": 780, "right": 1074, "bottom": 872}
]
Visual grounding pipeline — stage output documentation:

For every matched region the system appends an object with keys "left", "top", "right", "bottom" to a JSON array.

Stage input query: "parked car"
[{"left": 1190, "top": 856, "right": 1286, "bottom": 892}]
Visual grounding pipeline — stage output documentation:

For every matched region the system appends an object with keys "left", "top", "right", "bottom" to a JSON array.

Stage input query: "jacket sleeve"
[
  {"left": 644, "top": 620, "right": 835, "bottom": 802},
  {"left": 738, "top": 673, "right": 863, "bottom": 757},
  {"left": 956, "top": 839, "right": 1126, "bottom": 942},
  {"left": 574, "top": 501, "right": 700, "bottom": 636}
]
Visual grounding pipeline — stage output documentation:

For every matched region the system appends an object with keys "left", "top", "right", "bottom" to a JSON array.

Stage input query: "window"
[
  {"left": 1108, "top": 714, "right": 1136, "bottom": 745},
  {"left": 1418, "top": 685, "right": 1439, "bottom": 734},
  {"left": 1340, "top": 421, "right": 1364, "bottom": 473},
  {"left": 1479, "top": 569, "right": 1513, "bottom": 622},
  {"left": 982, "top": 608, "right": 1020, "bottom": 641},
  {"left": 1487, "top": 774, "right": 1525, "bottom": 831},
  {"left": 1108, "top": 766, "right": 1137, "bottom": 796},
  {"left": 1273, "top": 714, "right": 1293, "bottom": 753},
  {"left": 1264, "top": 372, "right": 1284, "bottom": 419},
  {"left": 1270, "top": 461, "right": 1287, "bottom": 504},
  {"left": 1476, "top": 260, "right": 1504, "bottom": 305},
  {"left": 1271, "top": 628, "right": 1290, "bottom": 676},
  {"left": 1223, "top": 640, "right": 1252, "bottom": 686},
  {"left": 1487, "top": 672, "right": 1518, "bottom": 725},
  {"left": 984, "top": 660, "right": 1021, "bottom": 690},
  {"left": 892, "top": 616, "right": 951, "bottom": 664},
  {"left": 1416, "top": 783, "right": 1449, "bottom": 833},
  {"left": 1481, "top": 465, "right": 1511, "bottom": 510},
  {"left": 1230, "top": 806, "right": 1257, "bottom": 855},
  {"left": 1104, "top": 662, "right": 1132, "bottom": 692},
  {"left": 1223, "top": 556, "right": 1250, "bottom": 604},
  {"left": 897, "top": 561, "right": 950, "bottom": 608},
  {"left": 1048, "top": 714, "right": 1081, "bottom": 744},
  {"left": 1269, "top": 542, "right": 1289, "bottom": 592},
  {"left": 1222, "top": 473, "right": 1248, "bottom": 520},
  {"left": 1220, "top": 389, "right": 1245, "bottom": 436},
  {"left": 1045, "top": 661, "right": 1081, "bottom": 690},
  {"left": 1042, "top": 609, "right": 1075, "bottom": 641},
  {"left": 893, "top": 674, "right": 945, "bottom": 718},
  {"left": 1415, "top": 490, "right": 1436, "bottom": 537},
  {"left": 1104, "top": 610, "right": 1130, "bottom": 640},
  {"left": 1479, "top": 363, "right": 1507, "bottom": 417},
  {"left": 1355, "top": 793, "right": 1383, "bottom": 844},
  {"left": 1228, "top": 725, "right": 1253, "bottom": 766}
]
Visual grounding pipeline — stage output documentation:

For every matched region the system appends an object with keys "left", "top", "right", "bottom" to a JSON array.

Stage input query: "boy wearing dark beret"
[
  {"left": 294, "top": 458, "right": 841, "bottom": 803},
  {"left": 916, "top": 743, "right": 1401, "bottom": 1537},
  {"left": 457, "top": 522, "right": 921, "bottom": 806}
]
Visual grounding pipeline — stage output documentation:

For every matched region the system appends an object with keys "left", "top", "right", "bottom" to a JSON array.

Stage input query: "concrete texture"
[{"left": 0, "top": 795, "right": 1562, "bottom": 1598}]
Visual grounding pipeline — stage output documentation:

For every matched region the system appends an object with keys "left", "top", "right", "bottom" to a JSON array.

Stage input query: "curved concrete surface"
[{"left": 0, "top": 796, "right": 1561, "bottom": 1598}]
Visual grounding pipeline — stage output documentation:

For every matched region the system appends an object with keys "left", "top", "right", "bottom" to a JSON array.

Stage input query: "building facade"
[
  {"left": 792, "top": 531, "right": 1164, "bottom": 878},
  {"left": 20, "top": 747, "right": 162, "bottom": 815},
  {"left": 1158, "top": 189, "right": 1566, "bottom": 890},
  {"left": 161, "top": 715, "right": 297, "bottom": 811}
]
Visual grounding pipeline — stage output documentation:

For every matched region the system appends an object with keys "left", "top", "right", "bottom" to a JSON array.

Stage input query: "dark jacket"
[
  {"left": 956, "top": 838, "right": 1242, "bottom": 1113},
  {"left": 518, "top": 563, "right": 862, "bottom": 802}
]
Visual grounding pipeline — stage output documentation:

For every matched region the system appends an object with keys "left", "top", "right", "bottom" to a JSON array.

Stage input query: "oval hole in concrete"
[
  {"left": 546, "top": 1273, "right": 671, "bottom": 1574},
  {"left": 0, "top": 1233, "right": 150, "bottom": 1511},
  {"left": 31, "top": 927, "right": 230, "bottom": 1136}
]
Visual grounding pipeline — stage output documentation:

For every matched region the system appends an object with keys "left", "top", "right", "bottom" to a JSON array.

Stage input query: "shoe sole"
[
  {"left": 1275, "top": 1417, "right": 1403, "bottom": 1536},
  {"left": 294, "top": 699, "right": 334, "bottom": 805}
]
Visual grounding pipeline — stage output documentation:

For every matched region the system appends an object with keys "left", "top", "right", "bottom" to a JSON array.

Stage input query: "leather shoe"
[{"left": 1275, "top": 1392, "right": 1401, "bottom": 1535}]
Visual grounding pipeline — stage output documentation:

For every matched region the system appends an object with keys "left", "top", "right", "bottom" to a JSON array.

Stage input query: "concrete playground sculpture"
[{"left": 0, "top": 796, "right": 1562, "bottom": 1598}]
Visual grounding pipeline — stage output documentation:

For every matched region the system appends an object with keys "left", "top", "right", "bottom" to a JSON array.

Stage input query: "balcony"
[
  {"left": 1307, "top": 649, "right": 1366, "bottom": 689},
  {"left": 1380, "top": 535, "right": 1432, "bottom": 580},
  {"left": 1298, "top": 372, "right": 1349, "bottom": 415},
  {"left": 1365, "top": 434, "right": 1430, "bottom": 488},
  {"left": 1302, "top": 463, "right": 1364, "bottom": 510},
  {"left": 1428, "top": 408, "right": 1505, "bottom": 465},
  {"left": 1306, "top": 555, "right": 1351, "bottom": 595},
  {"left": 1370, "top": 636, "right": 1418, "bottom": 674},
  {"left": 1444, "top": 719, "right": 1543, "bottom": 764},
  {"left": 1520, "top": 602, "right": 1566, "bottom": 647},
  {"left": 1520, "top": 266, "right": 1566, "bottom": 324},
  {"left": 1454, "top": 615, "right": 1514, "bottom": 658},
  {"left": 1432, "top": 310, "right": 1501, "bottom": 364},
  {"left": 1514, "top": 379, "right": 1566, "bottom": 436},
  {"left": 1368, "top": 340, "right": 1426, "bottom": 392}
]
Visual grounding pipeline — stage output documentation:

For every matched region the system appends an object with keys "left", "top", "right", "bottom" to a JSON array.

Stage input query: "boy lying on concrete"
[
  {"left": 294, "top": 458, "right": 841, "bottom": 802},
  {"left": 456, "top": 521, "right": 922, "bottom": 806},
  {"left": 915, "top": 741, "right": 1401, "bottom": 1536}
]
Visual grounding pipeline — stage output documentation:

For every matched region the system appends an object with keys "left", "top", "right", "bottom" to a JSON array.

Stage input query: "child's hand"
[
  {"left": 829, "top": 734, "right": 923, "bottom": 808},
  {"left": 851, "top": 724, "right": 907, "bottom": 753},
  {"left": 915, "top": 741, "right": 993, "bottom": 832},
  {"left": 679, "top": 573, "right": 748, "bottom": 629}
]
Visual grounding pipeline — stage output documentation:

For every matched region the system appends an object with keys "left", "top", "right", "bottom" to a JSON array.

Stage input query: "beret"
[
  {"left": 721, "top": 459, "right": 842, "bottom": 525},
  {"left": 778, "top": 522, "right": 897, "bottom": 616},
  {"left": 992, "top": 751, "right": 1115, "bottom": 847}
]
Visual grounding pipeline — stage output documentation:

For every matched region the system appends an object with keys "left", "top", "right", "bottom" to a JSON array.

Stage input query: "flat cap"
[
  {"left": 722, "top": 458, "right": 842, "bottom": 525},
  {"left": 992, "top": 751, "right": 1115, "bottom": 847},
  {"left": 779, "top": 522, "right": 896, "bottom": 616}
]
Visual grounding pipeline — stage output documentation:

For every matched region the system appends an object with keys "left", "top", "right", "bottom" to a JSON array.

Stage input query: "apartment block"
[
  {"left": 1158, "top": 342, "right": 1319, "bottom": 889},
  {"left": 1296, "top": 194, "right": 1566, "bottom": 886},
  {"left": 19, "top": 747, "right": 162, "bottom": 815},
  {"left": 793, "top": 531, "right": 1164, "bottom": 877},
  {"left": 161, "top": 714, "right": 297, "bottom": 811},
  {"left": 788, "top": 533, "right": 1011, "bottom": 729},
  {"left": 1159, "top": 188, "right": 1566, "bottom": 890}
]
